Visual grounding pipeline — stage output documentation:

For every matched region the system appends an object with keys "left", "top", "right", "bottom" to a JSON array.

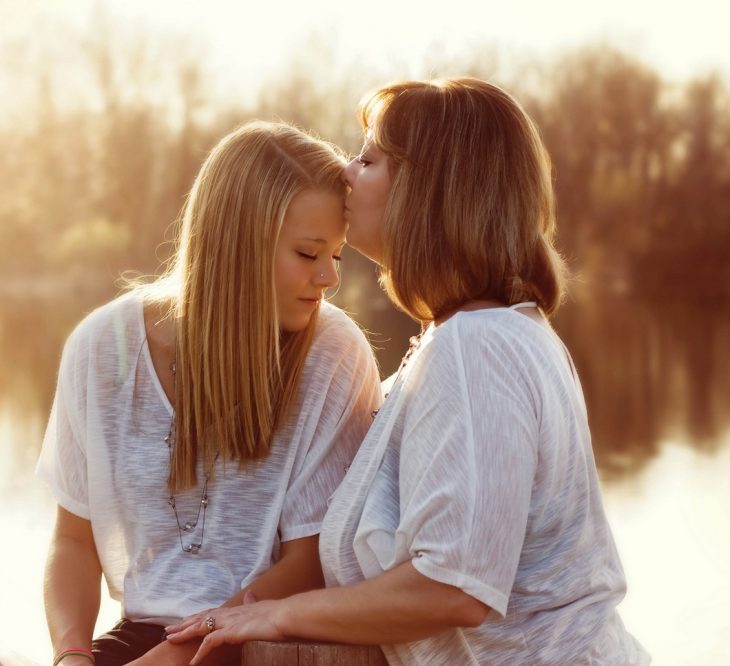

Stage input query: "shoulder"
[
  {"left": 430, "top": 308, "right": 554, "bottom": 365},
  {"left": 443, "top": 308, "right": 546, "bottom": 344},
  {"left": 408, "top": 309, "right": 553, "bottom": 395},
  {"left": 297, "top": 302, "right": 381, "bottom": 406},
  {"left": 310, "top": 301, "right": 376, "bottom": 364},
  {"left": 61, "top": 291, "right": 142, "bottom": 369},
  {"left": 315, "top": 301, "right": 365, "bottom": 337}
]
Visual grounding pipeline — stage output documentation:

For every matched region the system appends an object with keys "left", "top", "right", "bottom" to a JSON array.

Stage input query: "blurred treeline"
[{"left": 1, "top": 32, "right": 728, "bottom": 474}]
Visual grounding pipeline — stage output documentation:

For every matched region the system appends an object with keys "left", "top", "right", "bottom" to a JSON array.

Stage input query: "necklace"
[
  {"left": 165, "top": 359, "right": 217, "bottom": 554},
  {"left": 372, "top": 330, "right": 426, "bottom": 419}
]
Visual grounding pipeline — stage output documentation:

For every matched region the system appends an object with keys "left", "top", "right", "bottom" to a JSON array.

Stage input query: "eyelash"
[
  {"left": 297, "top": 251, "right": 342, "bottom": 262},
  {"left": 356, "top": 155, "right": 371, "bottom": 167}
]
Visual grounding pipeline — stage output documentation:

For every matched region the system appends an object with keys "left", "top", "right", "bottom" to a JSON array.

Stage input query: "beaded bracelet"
[{"left": 53, "top": 648, "right": 95, "bottom": 666}]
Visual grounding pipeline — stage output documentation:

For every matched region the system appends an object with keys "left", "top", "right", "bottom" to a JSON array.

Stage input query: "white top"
[
  {"left": 320, "top": 307, "right": 650, "bottom": 665},
  {"left": 37, "top": 293, "right": 382, "bottom": 625}
]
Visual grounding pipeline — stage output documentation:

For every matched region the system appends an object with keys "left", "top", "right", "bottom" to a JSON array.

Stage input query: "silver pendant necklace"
[{"left": 165, "top": 359, "right": 217, "bottom": 554}]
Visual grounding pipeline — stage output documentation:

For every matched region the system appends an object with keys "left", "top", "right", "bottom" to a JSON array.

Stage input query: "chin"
[
  {"left": 346, "top": 231, "right": 382, "bottom": 264},
  {"left": 350, "top": 242, "right": 383, "bottom": 265}
]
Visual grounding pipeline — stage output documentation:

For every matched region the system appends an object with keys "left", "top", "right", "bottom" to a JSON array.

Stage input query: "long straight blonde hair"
[{"left": 145, "top": 121, "right": 345, "bottom": 489}]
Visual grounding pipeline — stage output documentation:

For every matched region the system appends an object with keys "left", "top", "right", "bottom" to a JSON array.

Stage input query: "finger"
[
  {"left": 166, "top": 608, "right": 211, "bottom": 633},
  {"left": 243, "top": 590, "right": 257, "bottom": 605},
  {"left": 164, "top": 619, "right": 197, "bottom": 637},
  {"left": 189, "top": 630, "right": 227, "bottom": 666},
  {"left": 166, "top": 617, "right": 211, "bottom": 643},
  {"left": 165, "top": 616, "right": 199, "bottom": 634},
  {"left": 165, "top": 626, "right": 195, "bottom": 643}
]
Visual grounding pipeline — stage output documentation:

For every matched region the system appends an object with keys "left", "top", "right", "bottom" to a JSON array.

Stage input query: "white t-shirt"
[
  {"left": 320, "top": 307, "right": 650, "bottom": 665},
  {"left": 37, "top": 293, "right": 381, "bottom": 625}
]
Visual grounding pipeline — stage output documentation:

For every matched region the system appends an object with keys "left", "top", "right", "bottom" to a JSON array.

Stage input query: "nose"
[
  {"left": 315, "top": 261, "right": 340, "bottom": 289},
  {"left": 342, "top": 158, "right": 357, "bottom": 187}
]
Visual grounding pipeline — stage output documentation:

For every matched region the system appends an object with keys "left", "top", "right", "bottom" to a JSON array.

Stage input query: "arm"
[
  {"left": 166, "top": 560, "right": 489, "bottom": 663},
  {"left": 44, "top": 506, "right": 102, "bottom": 666},
  {"left": 277, "top": 561, "right": 489, "bottom": 642},
  {"left": 226, "top": 534, "right": 324, "bottom": 605},
  {"left": 129, "top": 534, "right": 324, "bottom": 666}
]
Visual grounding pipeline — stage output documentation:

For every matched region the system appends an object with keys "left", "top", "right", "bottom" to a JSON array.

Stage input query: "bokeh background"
[{"left": 2, "top": 1, "right": 729, "bottom": 664}]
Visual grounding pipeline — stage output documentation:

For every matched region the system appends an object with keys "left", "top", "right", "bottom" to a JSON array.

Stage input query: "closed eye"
[
  {"left": 297, "top": 251, "right": 317, "bottom": 260},
  {"left": 356, "top": 155, "right": 371, "bottom": 167}
]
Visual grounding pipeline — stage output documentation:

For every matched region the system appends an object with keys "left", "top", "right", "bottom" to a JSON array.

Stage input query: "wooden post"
[{"left": 241, "top": 641, "right": 388, "bottom": 665}]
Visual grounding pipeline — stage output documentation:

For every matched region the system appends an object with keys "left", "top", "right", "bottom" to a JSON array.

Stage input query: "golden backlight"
[{"left": 1, "top": 1, "right": 729, "bottom": 664}]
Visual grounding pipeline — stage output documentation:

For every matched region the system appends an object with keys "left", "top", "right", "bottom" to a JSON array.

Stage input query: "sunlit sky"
[{"left": 3, "top": 0, "right": 729, "bottom": 112}]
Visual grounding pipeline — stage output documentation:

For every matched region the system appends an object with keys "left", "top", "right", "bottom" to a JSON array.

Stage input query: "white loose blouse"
[
  {"left": 319, "top": 307, "right": 649, "bottom": 665},
  {"left": 37, "top": 293, "right": 381, "bottom": 625}
]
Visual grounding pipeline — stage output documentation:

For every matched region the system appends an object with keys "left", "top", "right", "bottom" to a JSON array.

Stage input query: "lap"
[{"left": 92, "top": 619, "right": 166, "bottom": 666}]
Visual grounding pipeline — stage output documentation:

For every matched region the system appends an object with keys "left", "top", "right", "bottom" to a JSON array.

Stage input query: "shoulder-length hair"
[
  {"left": 358, "top": 77, "right": 566, "bottom": 321},
  {"left": 145, "top": 121, "right": 345, "bottom": 489}
]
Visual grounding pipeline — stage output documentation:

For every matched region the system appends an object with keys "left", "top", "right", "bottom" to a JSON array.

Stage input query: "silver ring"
[{"left": 205, "top": 615, "right": 215, "bottom": 633}]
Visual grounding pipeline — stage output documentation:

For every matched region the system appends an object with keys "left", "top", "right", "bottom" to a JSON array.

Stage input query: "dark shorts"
[{"left": 91, "top": 619, "right": 166, "bottom": 666}]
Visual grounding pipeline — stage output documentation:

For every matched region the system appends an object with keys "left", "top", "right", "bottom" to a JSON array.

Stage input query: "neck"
[
  {"left": 144, "top": 299, "right": 178, "bottom": 405},
  {"left": 144, "top": 299, "right": 177, "bottom": 352}
]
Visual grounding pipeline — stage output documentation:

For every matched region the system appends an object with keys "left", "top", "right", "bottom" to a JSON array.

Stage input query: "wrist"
[
  {"left": 53, "top": 647, "right": 95, "bottom": 666},
  {"left": 55, "top": 658, "right": 94, "bottom": 666},
  {"left": 54, "top": 629, "right": 93, "bottom": 653},
  {"left": 271, "top": 597, "right": 296, "bottom": 639}
]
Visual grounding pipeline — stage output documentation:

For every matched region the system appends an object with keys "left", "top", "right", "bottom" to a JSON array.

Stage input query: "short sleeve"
[
  {"left": 35, "top": 329, "right": 91, "bottom": 519},
  {"left": 278, "top": 312, "right": 382, "bottom": 542},
  {"left": 398, "top": 318, "right": 538, "bottom": 617}
]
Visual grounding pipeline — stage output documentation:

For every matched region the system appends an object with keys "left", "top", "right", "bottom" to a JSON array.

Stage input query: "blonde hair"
[
  {"left": 358, "top": 77, "right": 566, "bottom": 321},
  {"left": 145, "top": 121, "right": 345, "bottom": 489}
]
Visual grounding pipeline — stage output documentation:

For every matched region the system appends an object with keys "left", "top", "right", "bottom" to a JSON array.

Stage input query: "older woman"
[{"left": 167, "top": 79, "right": 649, "bottom": 665}]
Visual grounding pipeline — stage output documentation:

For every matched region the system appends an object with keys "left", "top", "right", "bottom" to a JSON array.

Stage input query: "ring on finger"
[{"left": 204, "top": 616, "right": 216, "bottom": 633}]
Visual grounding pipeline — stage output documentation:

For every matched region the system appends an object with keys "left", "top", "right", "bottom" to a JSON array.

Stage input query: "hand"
[
  {"left": 163, "top": 606, "right": 217, "bottom": 642},
  {"left": 165, "top": 592, "right": 286, "bottom": 665}
]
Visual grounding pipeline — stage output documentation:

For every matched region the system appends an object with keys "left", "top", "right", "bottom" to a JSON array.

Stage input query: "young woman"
[
  {"left": 167, "top": 80, "right": 649, "bottom": 664},
  {"left": 37, "top": 121, "right": 381, "bottom": 666}
]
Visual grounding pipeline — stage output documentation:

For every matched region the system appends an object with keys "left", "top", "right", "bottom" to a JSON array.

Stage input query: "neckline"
[
  {"left": 446, "top": 302, "right": 547, "bottom": 328},
  {"left": 136, "top": 296, "right": 174, "bottom": 416},
  {"left": 508, "top": 300, "right": 538, "bottom": 310},
  {"left": 432, "top": 300, "right": 540, "bottom": 328}
]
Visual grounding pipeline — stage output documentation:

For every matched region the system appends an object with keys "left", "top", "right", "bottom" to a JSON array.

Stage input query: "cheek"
[
  {"left": 355, "top": 194, "right": 385, "bottom": 234},
  {"left": 346, "top": 214, "right": 384, "bottom": 263},
  {"left": 275, "top": 254, "right": 312, "bottom": 299},
  {"left": 367, "top": 165, "right": 391, "bottom": 205}
]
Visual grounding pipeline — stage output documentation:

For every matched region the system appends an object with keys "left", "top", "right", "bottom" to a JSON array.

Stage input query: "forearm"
[
  {"left": 275, "top": 561, "right": 489, "bottom": 645},
  {"left": 44, "top": 535, "right": 102, "bottom": 652},
  {"left": 225, "top": 535, "right": 324, "bottom": 606}
]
